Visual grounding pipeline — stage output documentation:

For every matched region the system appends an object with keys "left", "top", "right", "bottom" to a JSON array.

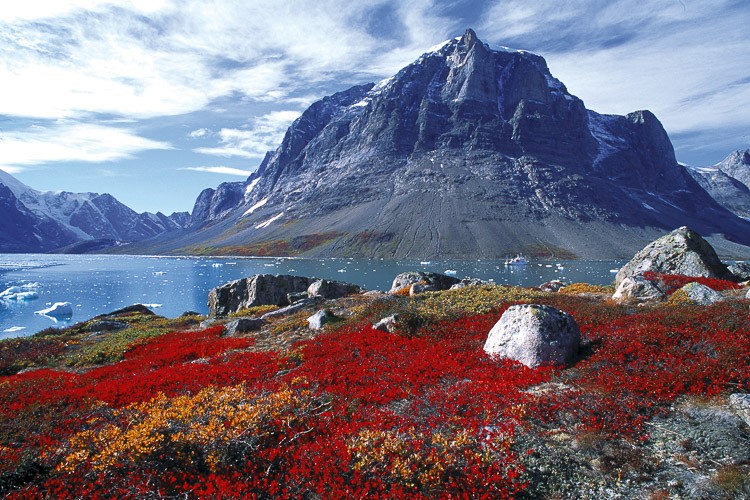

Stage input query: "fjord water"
[{"left": 0, "top": 254, "right": 623, "bottom": 339}]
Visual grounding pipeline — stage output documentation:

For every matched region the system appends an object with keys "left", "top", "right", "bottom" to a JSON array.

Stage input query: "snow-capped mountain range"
[
  {"left": 0, "top": 168, "right": 188, "bottom": 252},
  {"left": 685, "top": 150, "right": 750, "bottom": 220}
]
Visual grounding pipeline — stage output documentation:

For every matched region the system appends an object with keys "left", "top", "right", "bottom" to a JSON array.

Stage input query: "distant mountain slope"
[
  {"left": 685, "top": 151, "right": 750, "bottom": 220},
  {"left": 0, "top": 169, "right": 189, "bottom": 253},
  {"left": 128, "top": 29, "right": 750, "bottom": 259}
]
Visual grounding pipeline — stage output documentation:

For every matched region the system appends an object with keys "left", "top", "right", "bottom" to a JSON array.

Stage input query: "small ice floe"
[
  {"left": 153, "top": 271, "right": 167, "bottom": 276},
  {"left": 211, "top": 263, "right": 223, "bottom": 268},
  {"left": 545, "top": 264, "right": 553, "bottom": 268},
  {"left": 0, "top": 286, "right": 39, "bottom": 301},
  {"left": 337, "top": 269, "right": 346, "bottom": 273},
  {"left": 420, "top": 261, "right": 432, "bottom": 265},
  {"left": 3, "top": 326, "right": 26, "bottom": 333},
  {"left": 609, "top": 269, "right": 619, "bottom": 273},
  {"left": 444, "top": 270, "right": 458, "bottom": 275},
  {"left": 35, "top": 302, "right": 73, "bottom": 319}
]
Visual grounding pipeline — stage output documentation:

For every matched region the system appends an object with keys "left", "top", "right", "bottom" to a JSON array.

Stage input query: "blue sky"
[{"left": 1, "top": 0, "right": 748, "bottom": 214}]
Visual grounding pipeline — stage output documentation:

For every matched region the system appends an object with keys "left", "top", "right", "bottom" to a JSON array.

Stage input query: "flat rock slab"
[
  {"left": 484, "top": 304, "right": 580, "bottom": 368},
  {"left": 224, "top": 318, "right": 266, "bottom": 336}
]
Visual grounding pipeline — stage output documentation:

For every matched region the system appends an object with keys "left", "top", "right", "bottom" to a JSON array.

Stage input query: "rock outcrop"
[
  {"left": 728, "top": 262, "right": 750, "bottom": 281},
  {"left": 390, "top": 272, "right": 460, "bottom": 293},
  {"left": 612, "top": 275, "right": 666, "bottom": 304},
  {"left": 208, "top": 275, "right": 315, "bottom": 317},
  {"left": 615, "top": 227, "right": 730, "bottom": 286},
  {"left": 307, "top": 309, "right": 336, "bottom": 330},
  {"left": 307, "top": 279, "right": 361, "bottom": 300},
  {"left": 484, "top": 304, "right": 580, "bottom": 368},
  {"left": 674, "top": 282, "right": 724, "bottom": 306}
]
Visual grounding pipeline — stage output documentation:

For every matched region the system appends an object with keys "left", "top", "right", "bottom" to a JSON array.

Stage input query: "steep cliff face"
[{"left": 160, "top": 29, "right": 750, "bottom": 259}]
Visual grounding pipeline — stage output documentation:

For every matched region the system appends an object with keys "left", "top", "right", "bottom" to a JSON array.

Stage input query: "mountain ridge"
[
  {"left": 54, "top": 30, "right": 750, "bottom": 258},
  {"left": 0, "top": 169, "right": 189, "bottom": 253}
]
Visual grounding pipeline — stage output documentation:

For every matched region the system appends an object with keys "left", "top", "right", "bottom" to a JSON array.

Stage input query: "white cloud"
[
  {"left": 195, "top": 110, "right": 301, "bottom": 159},
  {"left": 189, "top": 128, "right": 209, "bottom": 139},
  {"left": 480, "top": 0, "right": 750, "bottom": 139},
  {"left": 0, "top": 122, "right": 171, "bottom": 171},
  {"left": 182, "top": 166, "right": 253, "bottom": 176}
]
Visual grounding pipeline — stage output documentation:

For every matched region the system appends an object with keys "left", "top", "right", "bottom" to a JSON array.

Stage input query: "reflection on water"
[{"left": 1, "top": 254, "right": 624, "bottom": 339}]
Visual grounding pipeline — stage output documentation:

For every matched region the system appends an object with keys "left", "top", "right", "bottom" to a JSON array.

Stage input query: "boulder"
[
  {"left": 260, "top": 297, "right": 323, "bottom": 320},
  {"left": 409, "top": 283, "right": 438, "bottom": 296},
  {"left": 208, "top": 274, "right": 316, "bottom": 317},
  {"left": 373, "top": 314, "right": 400, "bottom": 334},
  {"left": 612, "top": 275, "right": 667, "bottom": 303},
  {"left": 307, "top": 279, "right": 361, "bottom": 300},
  {"left": 729, "top": 394, "right": 750, "bottom": 427},
  {"left": 390, "top": 271, "right": 460, "bottom": 293},
  {"left": 728, "top": 262, "right": 750, "bottom": 281},
  {"left": 539, "top": 280, "right": 568, "bottom": 292},
  {"left": 85, "top": 320, "right": 129, "bottom": 332},
  {"left": 224, "top": 318, "right": 266, "bottom": 336},
  {"left": 675, "top": 282, "right": 725, "bottom": 305},
  {"left": 747, "top": 288, "right": 750, "bottom": 300},
  {"left": 307, "top": 309, "right": 336, "bottom": 330},
  {"left": 450, "top": 278, "right": 491, "bottom": 290},
  {"left": 484, "top": 305, "right": 580, "bottom": 368},
  {"left": 615, "top": 227, "right": 730, "bottom": 286}
]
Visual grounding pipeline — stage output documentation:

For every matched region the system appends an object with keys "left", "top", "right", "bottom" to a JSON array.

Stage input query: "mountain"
[
  {"left": 132, "top": 29, "right": 750, "bottom": 259},
  {"left": 0, "top": 169, "right": 189, "bottom": 253},
  {"left": 685, "top": 150, "right": 750, "bottom": 220}
]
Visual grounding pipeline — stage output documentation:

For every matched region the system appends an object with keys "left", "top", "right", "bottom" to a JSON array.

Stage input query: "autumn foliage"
[{"left": 0, "top": 289, "right": 748, "bottom": 498}]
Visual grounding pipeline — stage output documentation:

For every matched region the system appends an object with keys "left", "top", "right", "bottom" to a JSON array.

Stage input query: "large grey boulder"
[
  {"left": 224, "top": 318, "right": 266, "bottom": 336},
  {"left": 208, "top": 274, "right": 315, "bottom": 317},
  {"left": 676, "top": 282, "right": 725, "bottom": 305},
  {"left": 484, "top": 305, "right": 580, "bottom": 368},
  {"left": 612, "top": 275, "right": 666, "bottom": 304},
  {"left": 615, "top": 226, "right": 730, "bottom": 286},
  {"left": 729, "top": 394, "right": 750, "bottom": 427},
  {"left": 307, "top": 279, "right": 361, "bottom": 300},
  {"left": 390, "top": 271, "right": 460, "bottom": 293},
  {"left": 728, "top": 262, "right": 750, "bottom": 281}
]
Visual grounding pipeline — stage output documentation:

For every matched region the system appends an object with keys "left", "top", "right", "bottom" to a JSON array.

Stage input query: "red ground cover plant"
[
  {"left": 642, "top": 271, "right": 742, "bottom": 294},
  {"left": 0, "top": 296, "right": 748, "bottom": 498}
]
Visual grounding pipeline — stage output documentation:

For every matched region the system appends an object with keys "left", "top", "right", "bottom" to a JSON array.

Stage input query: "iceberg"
[
  {"left": 35, "top": 302, "right": 73, "bottom": 318},
  {"left": 0, "top": 285, "right": 39, "bottom": 301}
]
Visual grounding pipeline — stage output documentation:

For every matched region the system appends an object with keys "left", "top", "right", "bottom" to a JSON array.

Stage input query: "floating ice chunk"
[
  {"left": 35, "top": 302, "right": 73, "bottom": 318},
  {"left": 3, "top": 326, "right": 26, "bottom": 333},
  {"left": 0, "top": 286, "right": 22, "bottom": 298},
  {"left": 153, "top": 271, "right": 167, "bottom": 276},
  {"left": 444, "top": 270, "right": 458, "bottom": 275},
  {"left": 211, "top": 263, "right": 223, "bottom": 268},
  {"left": 420, "top": 261, "right": 432, "bottom": 265},
  {"left": 0, "top": 286, "right": 39, "bottom": 301}
]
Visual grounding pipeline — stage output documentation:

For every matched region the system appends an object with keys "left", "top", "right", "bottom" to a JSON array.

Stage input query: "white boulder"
[
  {"left": 612, "top": 275, "right": 666, "bottom": 304},
  {"left": 484, "top": 304, "right": 580, "bottom": 368}
]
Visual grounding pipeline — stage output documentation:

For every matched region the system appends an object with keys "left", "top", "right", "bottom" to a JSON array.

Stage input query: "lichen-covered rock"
[
  {"left": 615, "top": 227, "right": 730, "bottom": 286},
  {"left": 389, "top": 272, "right": 460, "bottom": 293},
  {"left": 449, "top": 278, "right": 491, "bottom": 290},
  {"left": 729, "top": 393, "right": 750, "bottom": 427},
  {"left": 612, "top": 275, "right": 666, "bottom": 303},
  {"left": 260, "top": 297, "right": 322, "bottom": 320},
  {"left": 373, "top": 314, "right": 400, "bottom": 334},
  {"left": 224, "top": 318, "right": 266, "bottom": 336},
  {"left": 409, "top": 283, "right": 438, "bottom": 296},
  {"left": 539, "top": 280, "right": 567, "bottom": 292},
  {"left": 676, "top": 282, "right": 725, "bottom": 305},
  {"left": 208, "top": 274, "right": 315, "bottom": 317},
  {"left": 307, "top": 279, "right": 361, "bottom": 300},
  {"left": 484, "top": 304, "right": 580, "bottom": 368},
  {"left": 308, "top": 309, "right": 336, "bottom": 330},
  {"left": 728, "top": 262, "right": 750, "bottom": 281}
]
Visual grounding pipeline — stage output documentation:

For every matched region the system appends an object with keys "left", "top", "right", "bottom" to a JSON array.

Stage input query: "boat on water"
[{"left": 504, "top": 255, "right": 529, "bottom": 266}]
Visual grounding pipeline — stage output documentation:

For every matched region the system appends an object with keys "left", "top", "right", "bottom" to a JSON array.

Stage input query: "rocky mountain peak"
[{"left": 155, "top": 30, "right": 750, "bottom": 260}]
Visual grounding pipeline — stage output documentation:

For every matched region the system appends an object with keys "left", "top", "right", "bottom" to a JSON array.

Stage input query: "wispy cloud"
[
  {"left": 195, "top": 110, "right": 301, "bottom": 159},
  {"left": 188, "top": 128, "right": 209, "bottom": 139},
  {"left": 182, "top": 166, "right": 253, "bottom": 176},
  {"left": 0, "top": 122, "right": 171, "bottom": 171},
  {"left": 479, "top": 0, "right": 750, "bottom": 138}
]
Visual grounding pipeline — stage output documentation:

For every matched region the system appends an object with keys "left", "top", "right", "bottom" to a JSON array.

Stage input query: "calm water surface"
[{"left": 0, "top": 254, "right": 624, "bottom": 339}]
